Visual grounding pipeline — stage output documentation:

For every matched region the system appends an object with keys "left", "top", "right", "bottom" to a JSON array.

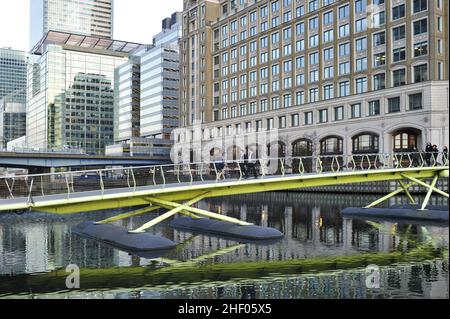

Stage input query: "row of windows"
[
  {"left": 213, "top": 93, "right": 423, "bottom": 126},
  {"left": 213, "top": 63, "right": 432, "bottom": 108},
  {"left": 218, "top": 0, "right": 432, "bottom": 38}
]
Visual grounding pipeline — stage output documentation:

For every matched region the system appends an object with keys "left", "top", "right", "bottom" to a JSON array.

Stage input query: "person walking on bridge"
[
  {"left": 443, "top": 146, "right": 448, "bottom": 166},
  {"left": 425, "top": 142, "right": 433, "bottom": 166}
]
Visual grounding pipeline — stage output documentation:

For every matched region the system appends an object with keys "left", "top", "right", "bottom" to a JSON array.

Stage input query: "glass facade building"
[
  {"left": 27, "top": 32, "right": 141, "bottom": 154},
  {"left": 0, "top": 101, "right": 26, "bottom": 150},
  {"left": 30, "top": 0, "right": 114, "bottom": 49},
  {"left": 0, "top": 48, "right": 28, "bottom": 104},
  {"left": 115, "top": 13, "right": 181, "bottom": 143}
]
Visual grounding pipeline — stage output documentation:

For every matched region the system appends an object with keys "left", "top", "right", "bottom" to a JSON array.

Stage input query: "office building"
[
  {"left": 30, "top": 0, "right": 114, "bottom": 49},
  {"left": 109, "top": 13, "right": 181, "bottom": 157},
  {"left": 0, "top": 48, "right": 28, "bottom": 104},
  {"left": 27, "top": 31, "right": 141, "bottom": 154},
  {"left": 175, "top": 0, "right": 448, "bottom": 162}
]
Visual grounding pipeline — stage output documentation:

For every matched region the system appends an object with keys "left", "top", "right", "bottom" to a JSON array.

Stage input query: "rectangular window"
[
  {"left": 373, "top": 32, "right": 385, "bottom": 46},
  {"left": 413, "top": 19, "right": 428, "bottom": 35},
  {"left": 319, "top": 109, "right": 328, "bottom": 123},
  {"left": 414, "top": 64, "right": 428, "bottom": 83},
  {"left": 409, "top": 93, "right": 423, "bottom": 111},
  {"left": 393, "top": 69, "right": 406, "bottom": 87},
  {"left": 392, "top": 4, "right": 405, "bottom": 20},
  {"left": 334, "top": 106, "right": 344, "bottom": 121},
  {"left": 388, "top": 97, "right": 401, "bottom": 113},
  {"left": 373, "top": 73, "right": 385, "bottom": 90},
  {"left": 351, "top": 103, "right": 362, "bottom": 118},
  {"left": 414, "top": 41, "right": 428, "bottom": 57},
  {"left": 393, "top": 47, "right": 406, "bottom": 62},
  {"left": 393, "top": 25, "right": 405, "bottom": 41},
  {"left": 304, "top": 111, "right": 313, "bottom": 125},
  {"left": 368, "top": 100, "right": 380, "bottom": 116}
]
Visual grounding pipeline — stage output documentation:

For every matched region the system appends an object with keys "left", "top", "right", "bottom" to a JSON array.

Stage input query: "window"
[
  {"left": 339, "top": 42, "right": 350, "bottom": 56},
  {"left": 296, "top": 91, "right": 304, "bottom": 105},
  {"left": 334, "top": 106, "right": 344, "bottom": 121},
  {"left": 374, "top": 53, "right": 386, "bottom": 67},
  {"left": 339, "top": 5, "right": 349, "bottom": 19},
  {"left": 392, "top": 4, "right": 405, "bottom": 20},
  {"left": 339, "top": 24, "right": 350, "bottom": 38},
  {"left": 355, "top": 0, "right": 366, "bottom": 13},
  {"left": 339, "top": 81, "right": 350, "bottom": 97},
  {"left": 309, "top": 88, "right": 319, "bottom": 103},
  {"left": 413, "top": 19, "right": 427, "bottom": 35},
  {"left": 339, "top": 62, "right": 350, "bottom": 75},
  {"left": 388, "top": 97, "right": 401, "bottom": 113},
  {"left": 414, "top": 64, "right": 428, "bottom": 83},
  {"left": 323, "top": 11, "right": 333, "bottom": 24},
  {"left": 324, "top": 47, "right": 334, "bottom": 61},
  {"left": 372, "top": 11, "right": 385, "bottom": 26},
  {"left": 351, "top": 103, "right": 362, "bottom": 118},
  {"left": 393, "top": 25, "right": 405, "bottom": 41},
  {"left": 393, "top": 69, "right": 406, "bottom": 87},
  {"left": 373, "top": 32, "right": 385, "bottom": 46},
  {"left": 409, "top": 93, "right": 423, "bottom": 110},
  {"left": 356, "top": 57, "right": 367, "bottom": 71},
  {"left": 279, "top": 116, "right": 286, "bottom": 129},
  {"left": 320, "top": 136, "right": 343, "bottom": 155},
  {"left": 356, "top": 37, "right": 367, "bottom": 52},
  {"left": 394, "top": 130, "right": 418, "bottom": 151},
  {"left": 413, "top": 0, "right": 427, "bottom": 13},
  {"left": 355, "top": 78, "right": 367, "bottom": 93},
  {"left": 291, "top": 114, "right": 299, "bottom": 127},
  {"left": 393, "top": 47, "right": 406, "bottom": 62},
  {"left": 323, "top": 85, "right": 334, "bottom": 100},
  {"left": 319, "top": 109, "right": 328, "bottom": 123},
  {"left": 355, "top": 18, "right": 367, "bottom": 32},
  {"left": 353, "top": 134, "right": 379, "bottom": 154},
  {"left": 373, "top": 73, "right": 385, "bottom": 90},
  {"left": 414, "top": 41, "right": 428, "bottom": 57},
  {"left": 368, "top": 100, "right": 380, "bottom": 116},
  {"left": 304, "top": 112, "right": 313, "bottom": 125},
  {"left": 324, "top": 66, "right": 334, "bottom": 79},
  {"left": 309, "top": 17, "right": 318, "bottom": 30}
]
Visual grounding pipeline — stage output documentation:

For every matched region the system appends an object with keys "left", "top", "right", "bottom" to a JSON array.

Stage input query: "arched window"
[
  {"left": 352, "top": 133, "right": 379, "bottom": 154},
  {"left": 393, "top": 130, "right": 419, "bottom": 152},
  {"left": 320, "top": 136, "right": 343, "bottom": 155},
  {"left": 292, "top": 139, "right": 313, "bottom": 157}
]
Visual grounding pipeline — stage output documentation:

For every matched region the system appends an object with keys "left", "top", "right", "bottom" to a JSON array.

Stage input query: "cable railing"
[{"left": 0, "top": 152, "right": 448, "bottom": 203}]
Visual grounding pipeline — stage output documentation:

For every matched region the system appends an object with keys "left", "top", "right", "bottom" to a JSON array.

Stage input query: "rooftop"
[{"left": 31, "top": 31, "right": 144, "bottom": 56}]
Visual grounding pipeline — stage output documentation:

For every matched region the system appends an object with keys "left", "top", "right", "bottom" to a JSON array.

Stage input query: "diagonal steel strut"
[
  {"left": 129, "top": 192, "right": 210, "bottom": 233},
  {"left": 146, "top": 197, "right": 252, "bottom": 226}
]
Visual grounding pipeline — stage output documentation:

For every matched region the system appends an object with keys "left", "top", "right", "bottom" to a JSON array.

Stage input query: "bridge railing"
[{"left": 0, "top": 152, "right": 448, "bottom": 203}]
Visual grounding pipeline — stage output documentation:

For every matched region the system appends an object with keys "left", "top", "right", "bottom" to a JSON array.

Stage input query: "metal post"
[
  {"left": 365, "top": 182, "right": 417, "bottom": 208},
  {"left": 401, "top": 174, "right": 449, "bottom": 198},
  {"left": 398, "top": 180, "right": 416, "bottom": 204}
]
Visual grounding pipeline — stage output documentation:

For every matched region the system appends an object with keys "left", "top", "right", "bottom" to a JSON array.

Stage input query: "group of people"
[
  {"left": 214, "top": 151, "right": 259, "bottom": 180},
  {"left": 423, "top": 143, "right": 448, "bottom": 166}
]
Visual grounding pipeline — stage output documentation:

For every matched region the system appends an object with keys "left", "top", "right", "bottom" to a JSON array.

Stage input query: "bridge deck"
[{"left": 1, "top": 166, "right": 447, "bottom": 213}]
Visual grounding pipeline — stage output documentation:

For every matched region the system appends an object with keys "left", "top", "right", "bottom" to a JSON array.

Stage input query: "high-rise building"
[
  {"left": 109, "top": 13, "right": 181, "bottom": 157},
  {"left": 27, "top": 31, "right": 141, "bottom": 154},
  {"left": 30, "top": 0, "right": 114, "bottom": 49},
  {"left": 0, "top": 48, "right": 28, "bottom": 149},
  {"left": 0, "top": 48, "right": 28, "bottom": 104},
  {"left": 175, "top": 0, "right": 449, "bottom": 162}
]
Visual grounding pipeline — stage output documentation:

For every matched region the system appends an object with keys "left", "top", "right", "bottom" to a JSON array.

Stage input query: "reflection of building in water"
[{"left": 25, "top": 224, "right": 48, "bottom": 274}]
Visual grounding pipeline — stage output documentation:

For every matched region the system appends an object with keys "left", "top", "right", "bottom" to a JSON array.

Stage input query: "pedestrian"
[
  {"left": 410, "top": 146, "right": 420, "bottom": 167},
  {"left": 432, "top": 145, "right": 440, "bottom": 166},
  {"left": 239, "top": 152, "right": 248, "bottom": 178},
  {"left": 216, "top": 154, "right": 226, "bottom": 180},
  {"left": 424, "top": 142, "right": 433, "bottom": 166},
  {"left": 443, "top": 146, "right": 448, "bottom": 165}
]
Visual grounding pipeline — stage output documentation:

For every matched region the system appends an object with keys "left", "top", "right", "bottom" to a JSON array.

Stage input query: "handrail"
[{"left": 0, "top": 152, "right": 448, "bottom": 201}]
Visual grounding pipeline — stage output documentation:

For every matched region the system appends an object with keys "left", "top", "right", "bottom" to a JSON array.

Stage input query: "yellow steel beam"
[
  {"left": 398, "top": 180, "right": 416, "bottom": 204},
  {"left": 401, "top": 174, "right": 449, "bottom": 198},
  {"left": 95, "top": 205, "right": 160, "bottom": 225},
  {"left": 419, "top": 174, "right": 440, "bottom": 211},
  {"left": 364, "top": 182, "right": 417, "bottom": 209},
  {"left": 129, "top": 192, "right": 210, "bottom": 233},
  {"left": 146, "top": 197, "right": 252, "bottom": 226}
]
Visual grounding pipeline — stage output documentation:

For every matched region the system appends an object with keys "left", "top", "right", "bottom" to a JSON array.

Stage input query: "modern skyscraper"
[
  {"left": 0, "top": 48, "right": 28, "bottom": 104},
  {"left": 109, "top": 13, "right": 181, "bottom": 157},
  {"left": 175, "top": 0, "right": 449, "bottom": 162},
  {"left": 30, "top": 0, "right": 114, "bottom": 49},
  {"left": 27, "top": 31, "right": 141, "bottom": 154},
  {"left": 0, "top": 48, "right": 28, "bottom": 149}
]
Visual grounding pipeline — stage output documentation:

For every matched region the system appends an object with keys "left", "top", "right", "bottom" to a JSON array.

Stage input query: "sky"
[{"left": 0, "top": 0, "right": 183, "bottom": 51}]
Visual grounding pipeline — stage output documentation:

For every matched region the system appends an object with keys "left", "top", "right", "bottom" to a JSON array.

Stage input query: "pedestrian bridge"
[{"left": 0, "top": 152, "right": 448, "bottom": 233}]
